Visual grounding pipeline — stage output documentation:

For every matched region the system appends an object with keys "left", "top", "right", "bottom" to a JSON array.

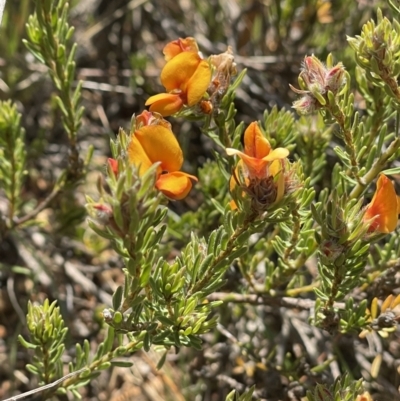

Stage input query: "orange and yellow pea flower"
[
  {"left": 363, "top": 174, "right": 400, "bottom": 234},
  {"left": 145, "top": 38, "right": 211, "bottom": 117},
  {"left": 226, "top": 122, "right": 290, "bottom": 209},
  {"left": 127, "top": 111, "right": 197, "bottom": 200}
]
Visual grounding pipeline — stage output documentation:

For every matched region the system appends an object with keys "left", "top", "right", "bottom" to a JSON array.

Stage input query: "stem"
[
  {"left": 13, "top": 186, "right": 62, "bottom": 227},
  {"left": 349, "top": 136, "right": 400, "bottom": 199},
  {"left": 3, "top": 339, "right": 142, "bottom": 401},
  {"left": 207, "top": 291, "right": 345, "bottom": 310},
  {"left": 282, "top": 208, "right": 301, "bottom": 261},
  {"left": 37, "top": 0, "right": 82, "bottom": 181},
  {"left": 63, "top": 339, "right": 141, "bottom": 388},
  {"left": 326, "top": 266, "right": 342, "bottom": 310},
  {"left": 6, "top": 126, "right": 17, "bottom": 224},
  {"left": 189, "top": 211, "right": 257, "bottom": 296},
  {"left": 328, "top": 106, "right": 361, "bottom": 183}
]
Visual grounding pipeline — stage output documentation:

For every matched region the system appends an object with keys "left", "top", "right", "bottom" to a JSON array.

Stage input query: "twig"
[
  {"left": 207, "top": 292, "right": 346, "bottom": 311},
  {"left": 6, "top": 276, "right": 26, "bottom": 325},
  {"left": 2, "top": 368, "right": 87, "bottom": 401},
  {"left": 13, "top": 187, "right": 61, "bottom": 227}
]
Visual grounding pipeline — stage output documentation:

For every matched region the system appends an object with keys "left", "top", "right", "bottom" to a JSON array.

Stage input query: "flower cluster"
[
  {"left": 290, "top": 55, "right": 346, "bottom": 115},
  {"left": 145, "top": 37, "right": 212, "bottom": 116},
  {"left": 103, "top": 40, "right": 400, "bottom": 236}
]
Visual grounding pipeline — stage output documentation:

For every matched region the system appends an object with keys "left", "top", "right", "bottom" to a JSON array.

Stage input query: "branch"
[
  {"left": 13, "top": 186, "right": 61, "bottom": 227},
  {"left": 207, "top": 292, "right": 346, "bottom": 310},
  {"left": 2, "top": 368, "right": 87, "bottom": 401}
]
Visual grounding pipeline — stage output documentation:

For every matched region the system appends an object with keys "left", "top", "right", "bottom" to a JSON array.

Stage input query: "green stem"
[
  {"left": 62, "top": 339, "right": 141, "bottom": 389},
  {"left": 326, "top": 265, "right": 342, "bottom": 310},
  {"left": 189, "top": 211, "right": 258, "bottom": 296},
  {"left": 328, "top": 106, "right": 361, "bottom": 183},
  {"left": 349, "top": 136, "right": 400, "bottom": 199}
]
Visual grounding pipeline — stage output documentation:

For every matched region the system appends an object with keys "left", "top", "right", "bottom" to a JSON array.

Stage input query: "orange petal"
[
  {"left": 230, "top": 199, "right": 238, "bottom": 210},
  {"left": 107, "top": 158, "right": 119, "bottom": 176},
  {"left": 133, "top": 125, "right": 184, "bottom": 172},
  {"left": 226, "top": 149, "right": 268, "bottom": 178},
  {"left": 163, "top": 37, "right": 199, "bottom": 61},
  {"left": 186, "top": 60, "right": 211, "bottom": 106},
  {"left": 156, "top": 171, "right": 196, "bottom": 200},
  {"left": 160, "top": 52, "right": 202, "bottom": 93},
  {"left": 135, "top": 110, "right": 154, "bottom": 127},
  {"left": 244, "top": 122, "right": 271, "bottom": 159},
  {"left": 364, "top": 174, "right": 398, "bottom": 233},
  {"left": 145, "top": 93, "right": 184, "bottom": 117},
  {"left": 127, "top": 135, "right": 155, "bottom": 175}
]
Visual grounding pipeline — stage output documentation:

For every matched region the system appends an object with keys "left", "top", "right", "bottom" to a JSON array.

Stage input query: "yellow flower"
[
  {"left": 363, "top": 174, "right": 400, "bottom": 233},
  {"left": 145, "top": 39, "right": 211, "bottom": 117},
  {"left": 127, "top": 111, "right": 197, "bottom": 200},
  {"left": 226, "top": 122, "right": 292, "bottom": 211}
]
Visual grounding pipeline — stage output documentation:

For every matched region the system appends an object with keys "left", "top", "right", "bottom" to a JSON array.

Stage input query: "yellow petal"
[
  {"left": 269, "top": 160, "right": 285, "bottom": 204},
  {"left": 364, "top": 174, "right": 398, "bottom": 233},
  {"left": 145, "top": 93, "right": 184, "bottom": 117},
  {"left": 244, "top": 122, "right": 271, "bottom": 159},
  {"left": 262, "top": 147, "right": 290, "bottom": 162},
  {"left": 156, "top": 171, "right": 196, "bottom": 200},
  {"left": 186, "top": 59, "right": 211, "bottom": 106},
  {"left": 134, "top": 125, "right": 183, "bottom": 172},
  {"left": 161, "top": 52, "right": 202, "bottom": 93},
  {"left": 127, "top": 135, "right": 155, "bottom": 175}
]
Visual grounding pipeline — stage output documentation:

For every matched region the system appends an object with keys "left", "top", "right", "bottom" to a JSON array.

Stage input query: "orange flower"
[
  {"left": 145, "top": 39, "right": 211, "bottom": 117},
  {"left": 163, "top": 37, "right": 199, "bottom": 61},
  {"left": 127, "top": 112, "right": 197, "bottom": 200},
  {"left": 226, "top": 122, "right": 292, "bottom": 211},
  {"left": 363, "top": 174, "right": 400, "bottom": 233},
  {"left": 227, "top": 122, "right": 289, "bottom": 178}
]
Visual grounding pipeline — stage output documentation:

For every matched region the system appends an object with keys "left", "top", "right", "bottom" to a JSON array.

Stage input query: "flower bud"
[
  {"left": 325, "top": 62, "right": 346, "bottom": 93},
  {"left": 107, "top": 158, "right": 119, "bottom": 176},
  {"left": 93, "top": 204, "right": 113, "bottom": 225},
  {"left": 292, "top": 94, "right": 318, "bottom": 115}
]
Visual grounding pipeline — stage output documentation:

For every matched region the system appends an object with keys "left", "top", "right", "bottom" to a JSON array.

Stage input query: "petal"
[
  {"left": 134, "top": 125, "right": 184, "bottom": 172},
  {"left": 145, "top": 93, "right": 184, "bottom": 117},
  {"left": 227, "top": 148, "right": 268, "bottom": 178},
  {"left": 244, "top": 122, "right": 271, "bottom": 159},
  {"left": 163, "top": 37, "right": 199, "bottom": 61},
  {"left": 135, "top": 110, "right": 154, "bottom": 127},
  {"left": 262, "top": 147, "right": 290, "bottom": 162},
  {"left": 186, "top": 60, "right": 211, "bottom": 106},
  {"left": 268, "top": 159, "right": 283, "bottom": 176},
  {"left": 364, "top": 174, "right": 398, "bottom": 233},
  {"left": 161, "top": 52, "right": 202, "bottom": 92},
  {"left": 156, "top": 171, "right": 196, "bottom": 200},
  {"left": 107, "top": 158, "right": 119, "bottom": 176},
  {"left": 127, "top": 135, "right": 155, "bottom": 175},
  {"left": 269, "top": 160, "right": 285, "bottom": 204}
]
